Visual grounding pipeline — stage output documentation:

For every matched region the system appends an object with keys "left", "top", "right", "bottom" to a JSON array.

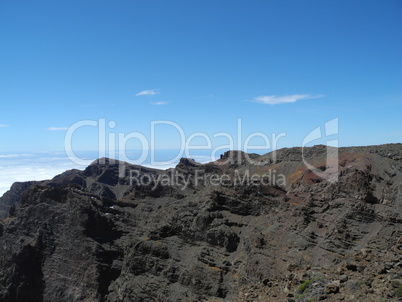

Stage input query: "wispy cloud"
[
  {"left": 47, "top": 127, "right": 68, "bottom": 131},
  {"left": 0, "top": 154, "right": 33, "bottom": 158},
  {"left": 150, "top": 102, "right": 168, "bottom": 105},
  {"left": 136, "top": 89, "right": 160, "bottom": 96},
  {"left": 0, "top": 124, "right": 9, "bottom": 127},
  {"left": 250, "top": 94, "right": 324, "bottom": 105}
]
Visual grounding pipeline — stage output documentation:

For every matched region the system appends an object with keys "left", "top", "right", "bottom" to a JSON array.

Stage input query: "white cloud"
[
  {"left": 136, "top": 89, "right": 160, "bottom": 96},
  {"left": 0, "top": 155, "right": 85, "bottom": 197},
  {"left": 0, "top": 154, "right": 33, "bottom": 158},
  {"left": 0, "top": 124, "right": 9, "bottom": 127},
  {"left": 150, "top": 102, "right": 168, "bottom": 105},
  {"left": 250, "top": 94, "right": 324, "bottom": 105},
  {"left": 47, "top": 127, "right": 68, "bottom": 131}
]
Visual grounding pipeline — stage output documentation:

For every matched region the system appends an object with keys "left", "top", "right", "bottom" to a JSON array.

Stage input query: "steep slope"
[{"left": 0, "top": 144, "right": 401, "bottom": 302}]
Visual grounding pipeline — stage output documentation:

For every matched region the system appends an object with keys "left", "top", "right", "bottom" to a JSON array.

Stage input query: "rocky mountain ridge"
[{"left": 0, "top": 144, "right": 401, "bottom": 301}]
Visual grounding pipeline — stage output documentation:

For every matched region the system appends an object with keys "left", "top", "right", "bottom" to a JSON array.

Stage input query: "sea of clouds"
[{"left": 0, "top": 153, "right": 84, "bottom": 197}]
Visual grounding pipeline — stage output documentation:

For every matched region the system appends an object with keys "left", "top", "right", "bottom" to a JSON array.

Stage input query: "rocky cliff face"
[{"left": 0, "top": 144, "right": 401, "bottom": 302}]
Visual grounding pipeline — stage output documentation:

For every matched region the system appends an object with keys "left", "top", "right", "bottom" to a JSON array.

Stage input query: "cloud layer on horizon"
[{"left": 0, "top": 155, "right": 84, "bottom": 197}]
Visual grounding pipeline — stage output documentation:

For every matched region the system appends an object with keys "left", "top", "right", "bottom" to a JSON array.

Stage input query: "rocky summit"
[{"left": 0, "top": 144, "right": 401, "bottom": 302}]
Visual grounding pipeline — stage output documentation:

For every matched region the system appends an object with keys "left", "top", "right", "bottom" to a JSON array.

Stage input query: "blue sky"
[{"left": 0, "top": 0, "right": 401, "bottom": 154}]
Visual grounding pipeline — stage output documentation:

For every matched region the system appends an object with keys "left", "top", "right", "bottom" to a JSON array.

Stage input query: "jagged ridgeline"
[{"left": 0, "top": 144, "right": 401, "bottom": 302}]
